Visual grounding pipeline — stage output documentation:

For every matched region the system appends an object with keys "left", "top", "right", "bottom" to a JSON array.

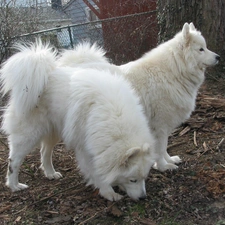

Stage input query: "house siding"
[
  {"left": 63, "top": 0, "right": 103, "bottom": 45},
  {"left": 99, "top": 0, "right": 158, "bottom": 64}
]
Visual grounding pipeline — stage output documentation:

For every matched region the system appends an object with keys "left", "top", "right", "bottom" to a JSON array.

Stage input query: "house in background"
[
  {"left": 47, "top": 0, "right": 158, "bottom": 61},
  {"left": 31, "top": 0, "right": 72, "bottom": 48},
  {"left": 99, "top": 0, "right": 158, "bottom": 64},
  {"left": 37, "top": 6, "right": 72, "bottom": 30},
  {"left": 62, "top": 0, "right": 99, "bottom": 24},
  {"left": 63, "top": 0, "right": 158, "bottom": 63},
  {"left": 62, "top": 0, "right": 103, "bottom": 45},
  {"left": 1, "top": 0, "right": 158, "bottom": 63}
]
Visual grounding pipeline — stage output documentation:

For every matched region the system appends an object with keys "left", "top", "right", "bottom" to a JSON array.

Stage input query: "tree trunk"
[{"left": 157, "top": 0, "right": 225, "bottom": 72}]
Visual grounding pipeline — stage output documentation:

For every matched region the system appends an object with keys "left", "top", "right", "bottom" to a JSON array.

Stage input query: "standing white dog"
[
  {"left": 119, "top": 23, "right": 220, "bottom": 171},
  {"left": 0, "top": 41, "right": 156, "bottom": 201},
  {"left": 58, "top": 23, "right": 220, "bottom": 171}
]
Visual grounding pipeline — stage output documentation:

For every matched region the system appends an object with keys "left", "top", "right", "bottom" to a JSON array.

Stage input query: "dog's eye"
[
  {"left": 130, "top": 179, "right": 137, "bottom": 183},
  {"left": 199, "top": 48, "right": 204, "bottom": 52}
]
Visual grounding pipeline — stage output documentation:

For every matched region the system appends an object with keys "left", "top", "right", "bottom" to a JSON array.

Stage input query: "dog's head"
[
  {"left": 113, "top": 143, "right": 155, "bottom": 200},
  {"left": 180, "top": 23, "right": 220, "bottom": 71}
]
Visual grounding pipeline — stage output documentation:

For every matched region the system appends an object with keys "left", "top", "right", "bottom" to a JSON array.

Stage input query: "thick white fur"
[
  {"left": 1, "top": 42, "right": 57, "bottom": 117},
  {"left": 57, "top": 42, "right": 121, "bottom": 74},
  {"left": 57, "top": 42, "right": 108, "bottom": 67},
  {"left": 58, "top": 23, "right": 220, "bottom": 172},
  {"left": 0, "top": 41, "right": 156, "bottom": 201}
]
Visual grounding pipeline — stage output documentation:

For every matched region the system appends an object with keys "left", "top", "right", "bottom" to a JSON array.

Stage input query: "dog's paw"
[
  {"left": 46, "top": 172, "right": 63, "bottom": 180},
  {"left": 99, "top": 189, "right": 123, "bottom": 201},
  {"left": 105, "top": 192, "right": 123, "bottom": 201},
  {"left": 168, "top": 155, "right": 182, "bottom": 164},
  {"left": 112, "top": 193, "right": 123, "bottom": 201},
  {"left": 153, "top": 162, "right": 178, "bottom": 172},
  {"left": 7, "top": 182, "right": 29, "bottom": 192}
]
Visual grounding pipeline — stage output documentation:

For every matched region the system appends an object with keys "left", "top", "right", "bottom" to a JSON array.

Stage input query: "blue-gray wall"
[{"left": 63, "top": 0, "right": 103, "bottom": 46}]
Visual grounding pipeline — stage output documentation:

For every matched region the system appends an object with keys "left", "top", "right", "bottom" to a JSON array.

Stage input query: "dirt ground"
[{"left": 0, "top": 73, "right": 225, "bottom": 225}]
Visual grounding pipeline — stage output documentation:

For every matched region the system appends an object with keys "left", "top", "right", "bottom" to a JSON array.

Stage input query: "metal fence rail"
[
  {"left": 1, "top": 10, "right": 158, "bottom": 64},
  {"left": 11, "top": 20, "right": 104, "bottom": 49}
]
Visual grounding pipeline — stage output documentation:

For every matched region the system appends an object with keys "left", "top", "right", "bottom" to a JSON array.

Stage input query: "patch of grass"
[
  {"left": 216, "top": 220, "right": 225, "bottom": 225},
  {"left": 159, "top": 219, "right": 182, "bottom": 225},
  {"left": 159, "top": 211, "right": 186, "bottom": 225},
  {"left": 21, "top": 220, "right": 35, "bottom": 225},
  {"left": 87, "top": 217, "right": 124, "bottom": 225},
  {"left": 128, "top": 202, "right": 146, "bottom": 217}
]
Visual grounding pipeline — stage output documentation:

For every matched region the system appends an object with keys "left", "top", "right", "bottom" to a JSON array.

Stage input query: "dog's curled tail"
[
  {"left": 0, "top": 40, "right": 57, "bottom": 116},
  {"left": 57, "top": 42, "right": 108, "bottom": 67}
]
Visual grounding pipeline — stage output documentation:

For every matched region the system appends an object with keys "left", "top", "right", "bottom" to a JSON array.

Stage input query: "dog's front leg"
[
  {"left": 153, "top": 132, "right": 179, "bottom": 171},
  {"left": 98, "top": 184, "right": 123, "bottom": 201}
]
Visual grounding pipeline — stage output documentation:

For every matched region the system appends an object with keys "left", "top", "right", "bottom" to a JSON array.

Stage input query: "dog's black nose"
[
  {"left": 216, "top": 55, "right": 220, "bottom": 61},
  {"left": 139, "top": 195, "right": 146, "bottom": 200}
]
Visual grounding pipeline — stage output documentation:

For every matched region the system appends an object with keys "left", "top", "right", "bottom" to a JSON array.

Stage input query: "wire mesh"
[{"left": 1, "top": 10, "right": 158, "bottom": 64}]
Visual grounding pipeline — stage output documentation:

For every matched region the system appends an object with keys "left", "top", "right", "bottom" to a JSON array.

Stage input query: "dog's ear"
[
  {"left": 189, "top": 22, "right": 196, "bottom": 31},
  {"left": 182, "top": 23, "right": 191, "bottom": 46},
  {"left": 120, "top": 147, "right": 141, "bottom": 166},
  {"left": 182, "top": 23, "right": 190, "bottom": 39}
]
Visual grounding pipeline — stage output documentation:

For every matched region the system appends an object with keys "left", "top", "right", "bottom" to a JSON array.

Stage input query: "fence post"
[{"left": 67, "top": 26, "right": 74, "bottom": 49}]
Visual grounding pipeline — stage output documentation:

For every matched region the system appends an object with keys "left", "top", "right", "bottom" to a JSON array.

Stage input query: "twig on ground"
[
  {"left": 0, "top": 140, "right": 8, "bottom": 149},
  {"left": 78, "top": 201, "right": 117, "bottom": 225},
  {"left": 15, "top": 183, "right": 87, "bottom": 215},
  {"left": 220, "top": 164, "right": 225, "bottom": 168},
  {"left": 179, "top": 126, "right": 190, "bottom": 136},
  {"left": 167, "top": 141, "right": 186, "bottom": 150},
  {"left": 194, "top": 131, "right": 198, "bottom": 147},
  {"left": 0, "top": 204, "right": 12, "bottom": 213},
  {"left": 202, "top": 142, "right": 208, "bottom": 152},
  {"left": 216, "top": 138, "right": 224, "bottom": 151},
  {"left": 198, "top": 142, "right": 211, "bottom": 157}
]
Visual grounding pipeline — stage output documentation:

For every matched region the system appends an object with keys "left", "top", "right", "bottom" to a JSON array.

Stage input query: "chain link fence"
[{"left": 0, "top": 10, "right": 158, "bottom": 65}]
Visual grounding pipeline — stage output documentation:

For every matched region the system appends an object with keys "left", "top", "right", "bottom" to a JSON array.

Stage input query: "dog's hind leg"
[
  {"left": 6, "top": 135, "right": 40, "bottom": 192},
  {"left": 40, "top": 133, "right": 62, "bottom": 180}
]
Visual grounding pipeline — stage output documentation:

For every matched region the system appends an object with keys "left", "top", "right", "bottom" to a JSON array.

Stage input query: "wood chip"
[
  {"left": 15, "top": 216, "right": 22, "bottom": 222},
  {"left": 0, "top": 204, "right": 12, "bottom": 213},
  {"left": 203, "top": 142, "right": 208, "bottom": 151},
  {"left": 194, "top": 131, "right": 198, "bottom": 147},
  {"left": 167, "top": 141, "right": 186, "bottom": 150},
  {"left": 179, "top": 126, "right": 190, "bottom": 136},
  {"left": 216, "top": 138, "right": 224, "bottom": 150}
]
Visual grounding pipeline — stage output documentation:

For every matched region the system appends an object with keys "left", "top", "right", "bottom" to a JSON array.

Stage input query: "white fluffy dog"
[
  {"left": 0, "top": 42, "right": 156, "bottom": 201},
  {"left": 58, "top": 23, "right": 220, "bottom": 171}
]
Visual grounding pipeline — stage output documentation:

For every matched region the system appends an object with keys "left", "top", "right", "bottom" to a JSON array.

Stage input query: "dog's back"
[{"left": 63, "top": 69, "right": 152, "bottom": 152}]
